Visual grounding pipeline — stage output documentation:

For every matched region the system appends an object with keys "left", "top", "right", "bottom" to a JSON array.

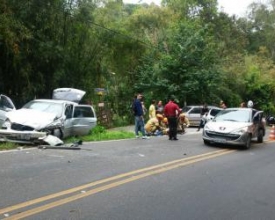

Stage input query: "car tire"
[
  {"left": 53, "top": 128, "right": 63, "bottom": 139},
  {"left": 257, "top": 129, "right": 264, "bottom": 143},
  {"left": 244, "top": 135, "right": 251, "bottom": 150}
]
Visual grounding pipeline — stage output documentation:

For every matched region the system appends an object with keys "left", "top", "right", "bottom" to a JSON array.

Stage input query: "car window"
[
  {"left": 74, "top": 106, "right": 95, "bottom": 118},
  {"left": 215, "top": 109, "right": 251, "bottom": 122},
  {"left": 190, "top": 107, "right": 201, "bottom": 114},
  {"left": 65, "top": 105, "right": 73, "bottom": 119},
  {"left": 210, "top": 109, "right": 221, "bottom": 116},
  {"left": 0, "top": 95, "right": 14, "bottom": 111},
  {"left": 182, "top": 106, "right": 191, "bottom": 112},
  {"left": 23, "top": 101, "right": 63, "bottom": 118}
]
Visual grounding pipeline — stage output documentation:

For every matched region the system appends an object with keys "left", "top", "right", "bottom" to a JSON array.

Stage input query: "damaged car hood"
[{"left": 6, "top": 108, "right": 59, "bottom": 130}]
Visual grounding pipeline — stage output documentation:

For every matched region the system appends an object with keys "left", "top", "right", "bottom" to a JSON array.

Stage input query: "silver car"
[
  {"left": 0, "top": 88, "right": 97, "bottom": 145},
  {"left": 181, "top": 105, "right": 221, "bottom": 126},
  {"left": 202, "top": 108, "right": 265, "bottom": 149}
]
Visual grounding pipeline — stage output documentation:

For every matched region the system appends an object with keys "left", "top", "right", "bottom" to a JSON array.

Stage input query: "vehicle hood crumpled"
[
  {"left": 6, "top": 108, "right": 58, "bottom": 130},
  {"left": 206, "top": 121, "right": 251, "bottom": 133}
]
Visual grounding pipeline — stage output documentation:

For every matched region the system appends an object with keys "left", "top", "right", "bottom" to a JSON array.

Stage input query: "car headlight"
[
  {"left": 231, "top": 127, "right": 248, "bottom": 135},
  {"left": 2, "top": 119, "right": 12, "bottom": 129}
]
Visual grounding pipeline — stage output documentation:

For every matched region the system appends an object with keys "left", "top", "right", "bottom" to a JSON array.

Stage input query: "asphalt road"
[{"left": 0, "top": 128, "right": 275, "bottom": 220}]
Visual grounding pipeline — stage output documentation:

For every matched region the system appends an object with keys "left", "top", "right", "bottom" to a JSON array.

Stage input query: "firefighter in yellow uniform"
[
  {"left": 145, "top": 114, "right": 167, "bottom": 135},
  {"left": 178, "top": 113, "right": 190, "bottom": 134},
  {"left": 160, "top": 117, "right": 169, "bottom": 135}
]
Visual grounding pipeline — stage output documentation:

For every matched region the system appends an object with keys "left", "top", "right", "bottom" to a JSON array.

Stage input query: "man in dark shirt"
[
  {"left": 133, "top": 93, "right": 149, "bottom": 139},
  {"left": 197, "top": 103, "right": 209, "bottom": 131},
  {"left": 164, "top": 96, "right": 180, "bottom": 140}
]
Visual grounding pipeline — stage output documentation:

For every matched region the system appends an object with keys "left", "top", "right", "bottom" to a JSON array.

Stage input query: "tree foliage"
[{"left": 1, "top": 0, "right": 275, "bottom": 121}]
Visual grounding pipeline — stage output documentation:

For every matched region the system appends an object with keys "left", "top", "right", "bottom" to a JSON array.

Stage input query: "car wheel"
[
  {"left": 257, "top": 129, "right": 264, "bottom": 143},
  {"left": 244, "top": 135, "right": 251, "bottom": 150},
  {"left": 53, "top": 128, "right": 62, "bottom": 139},
  {"left": 203, "top": 140, "right": 211, "bottom": 146}
]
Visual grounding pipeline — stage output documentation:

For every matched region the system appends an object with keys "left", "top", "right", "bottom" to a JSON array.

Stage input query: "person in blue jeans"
[{"left": 133, "top": 93, "right": 149, "bottom": 139}]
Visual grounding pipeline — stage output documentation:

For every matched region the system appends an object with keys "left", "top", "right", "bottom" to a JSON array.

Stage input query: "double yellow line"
[{"left": 1, "top": 149, "right": 235, "bottom": 219}]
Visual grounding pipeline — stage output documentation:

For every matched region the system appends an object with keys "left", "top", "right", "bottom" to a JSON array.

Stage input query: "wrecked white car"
[{"left": 0, "top": 88, "right": 97, "bottom": 145}]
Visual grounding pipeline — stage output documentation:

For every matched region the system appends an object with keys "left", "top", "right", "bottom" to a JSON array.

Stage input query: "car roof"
[
  {"left": 222, "top": 107, "right": 253, "bottom": 111},
  {"left": 184, "top": 105, "right": 220, "bottom": 109},
  {"left": 28, "top": 99, "right": 77, "bottom": 105}
]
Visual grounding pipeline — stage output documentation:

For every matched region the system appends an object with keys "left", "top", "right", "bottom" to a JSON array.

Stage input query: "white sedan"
[{"left": 0, "top": 88, "right": 97, "bottom": 145}]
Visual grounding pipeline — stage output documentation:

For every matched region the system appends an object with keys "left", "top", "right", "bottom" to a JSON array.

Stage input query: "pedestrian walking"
[
  {"left": 164, "top": 96, "right": 181, "bottom": 140},
  {"left": 133, "top": 93, "right": 149, "bottom": 139},
  {"left": 197, "top": 103, "right": 209, "bottom": 131}
]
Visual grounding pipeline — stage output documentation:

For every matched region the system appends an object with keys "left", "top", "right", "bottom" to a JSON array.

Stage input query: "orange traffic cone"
[{"left": 269, "top": 125, "right": 275, "bottom": 140}]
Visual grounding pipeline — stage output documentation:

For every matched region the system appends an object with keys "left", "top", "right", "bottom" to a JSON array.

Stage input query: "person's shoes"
[
  {"left": 142, "top": 136, "right": 150, "bottom": 139},
  {"left": 173, "top": 138, "right": 179, "bottom": 140},
  {"left": 169, "top": 137, "right": 172, "bottom": 140},
  {"left": 197, "top": 128, "right": 200, "bottom": 131},
  {"left": 136, "top": 135, "right": 140, "bottom": 138}
]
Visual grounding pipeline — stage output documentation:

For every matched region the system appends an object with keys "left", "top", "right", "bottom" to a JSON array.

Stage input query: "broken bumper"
[{"left": 0, "top": 129, "right": 47, "bottom": 144}]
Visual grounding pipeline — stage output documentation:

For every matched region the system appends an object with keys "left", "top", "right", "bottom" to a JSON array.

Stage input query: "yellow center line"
[{"left": 1, "top": 149, "right": 235, "bottom": 219}]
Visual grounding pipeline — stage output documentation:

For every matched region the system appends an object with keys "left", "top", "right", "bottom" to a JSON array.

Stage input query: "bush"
[{"left": 90, "top": 125, "right": 106, "bottom": 135}]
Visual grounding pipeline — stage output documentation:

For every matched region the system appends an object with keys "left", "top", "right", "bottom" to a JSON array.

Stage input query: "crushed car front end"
[{"left": 0, "top": 109, "right": 64, "bottom": 145}]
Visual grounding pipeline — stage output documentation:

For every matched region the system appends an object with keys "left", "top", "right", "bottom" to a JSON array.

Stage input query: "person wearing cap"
[
  {"left": 144, "top": 114, "right": 166, "bottom": 136},
  {"left": 164, "top": 96, "right": 181, "bottom": 140},
  {"left": 133, "top": 93, "right": 149, "bottom": 139},
  {"left": 178, "top": 112, "right": 190, "bottom": 134}
]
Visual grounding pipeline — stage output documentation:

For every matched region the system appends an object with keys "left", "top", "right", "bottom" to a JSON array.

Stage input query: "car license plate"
[
  {"left": 213, "top": 139, "right": 226, "bottom": 143},
  {"left": 12, "top": 134, "right": 31, "bottom": 140}
]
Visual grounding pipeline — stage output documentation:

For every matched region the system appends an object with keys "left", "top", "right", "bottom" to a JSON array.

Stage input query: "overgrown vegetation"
[{"left": 1, "top": 0, "right": 275, "bottom": 119}]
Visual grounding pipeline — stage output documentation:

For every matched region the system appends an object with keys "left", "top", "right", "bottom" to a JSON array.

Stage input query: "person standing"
[
  {"left": 197, "top": 103, "right": 209, "bottom": 131},
  {"left": 141, "top": 101, "right": 147, "bottom": 116},
  {"left": 156, "top": 100, "right": 164, "bottom": 114},
  {"left": 133, "top": 94, "right": 149, "bottom": 139},
  {"left": 164, "top": 96, "right": 181, "bottom": 140},
  {"left": 149, "top": 100, "right": 156, "bottom": 119},
  {"left": 220, "top": 100, "right": 227, "bottom": 109},
  {"left": 240, "top": 102, "right": 246, "bottom": 107}
]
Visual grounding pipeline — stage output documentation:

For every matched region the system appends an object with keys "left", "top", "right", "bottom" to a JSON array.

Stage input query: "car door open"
[{"left": 72, "top": 105, "right": 97, "bottom": 136}]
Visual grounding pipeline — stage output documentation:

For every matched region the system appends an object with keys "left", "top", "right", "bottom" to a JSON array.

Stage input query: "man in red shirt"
[{"left": 164, "top": 96, "right": 180, "bottom": 140}]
